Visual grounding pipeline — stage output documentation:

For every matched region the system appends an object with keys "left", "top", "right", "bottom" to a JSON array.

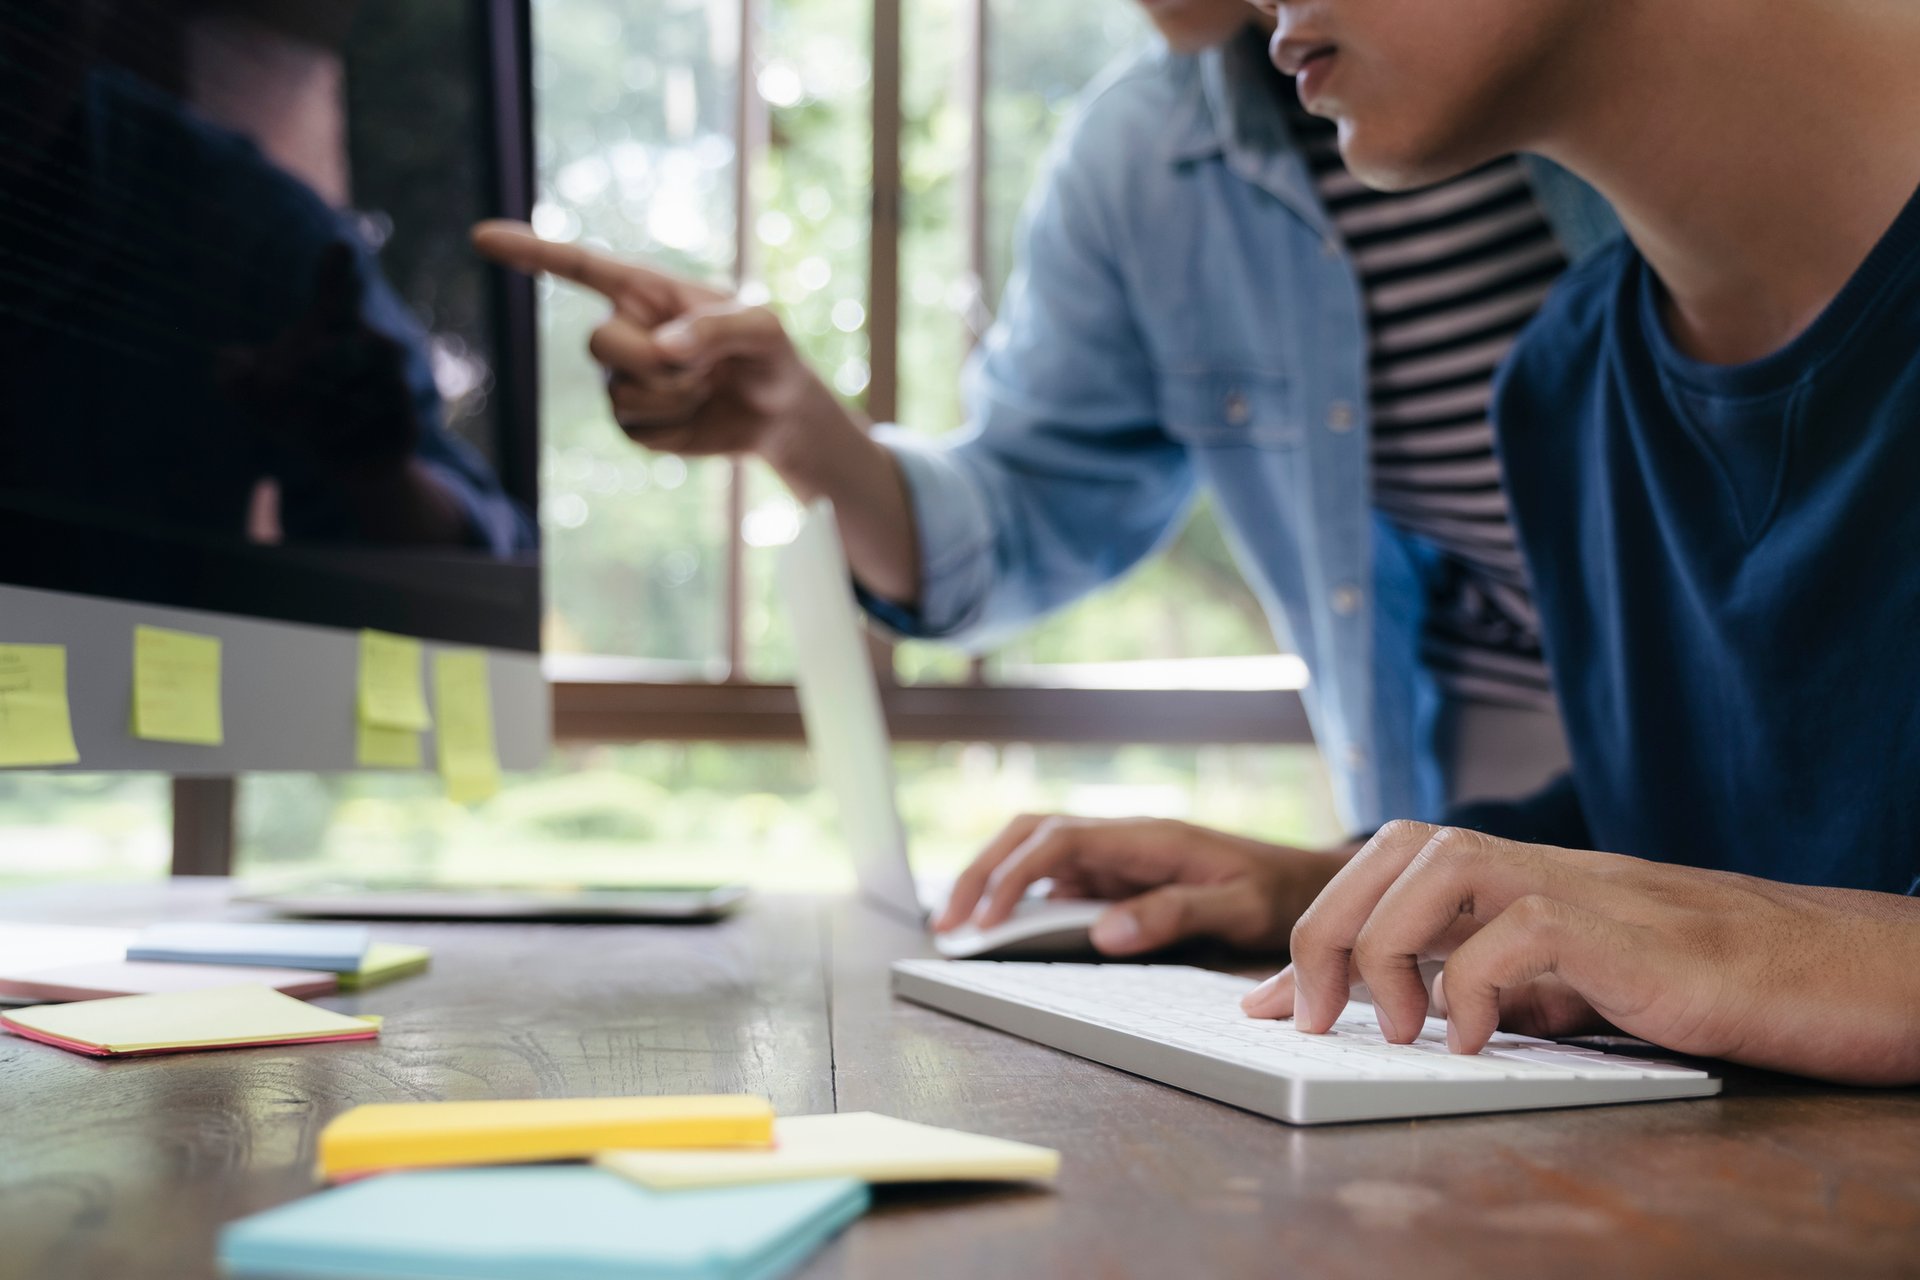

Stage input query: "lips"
[{"left": 1271, "top": 36, "right": 1338, "bottom": 77}]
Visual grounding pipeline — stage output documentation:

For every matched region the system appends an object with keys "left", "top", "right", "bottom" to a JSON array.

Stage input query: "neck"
[{"left": 1529, "top": 0, "right": 1920, "bottom": 364}]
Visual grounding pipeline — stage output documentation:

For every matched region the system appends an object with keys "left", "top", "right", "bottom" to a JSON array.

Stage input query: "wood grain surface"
[{"left": 1, "top": 881, "right": 1917, "bottom": 1280}]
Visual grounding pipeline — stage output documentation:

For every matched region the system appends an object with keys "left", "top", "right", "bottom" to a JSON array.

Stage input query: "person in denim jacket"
[{"left": 475, "top": 0, "right": 1616, "bottom": 957}]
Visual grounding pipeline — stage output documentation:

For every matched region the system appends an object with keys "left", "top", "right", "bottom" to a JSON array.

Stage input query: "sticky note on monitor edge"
[
  {"left": 433, "top": 650, "right": 499, "bottom": 805},
  {"left": 0, "top": 643, "right": 81, "bottom": 767},
  {"left": 359, "top": 631, "right": 431, "bottom": 732},
  {"left": 132, "top": 625, "right": 224, "bottom": 746},
  {"left": 356, "top": 719, "right": 423, "bottom": 769}
]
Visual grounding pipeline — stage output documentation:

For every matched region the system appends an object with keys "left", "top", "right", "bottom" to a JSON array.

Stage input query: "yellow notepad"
[
  {"left": 319, "top": 1095, "right": 776, "bottom": 1180},
  {"left": 0, "top": 984, "right": 380, "bottom": 1057},
  {"left": 335, "top": 943, "right": 431, "bottom": 992},
  {"left": 597, "top": 1112, "right": 1061, "bottom": 1190}
]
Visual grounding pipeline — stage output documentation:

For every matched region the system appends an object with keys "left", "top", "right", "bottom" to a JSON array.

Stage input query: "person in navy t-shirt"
[{"left": 1236, "top": 0, "right": 1920, "bottom": 1086}]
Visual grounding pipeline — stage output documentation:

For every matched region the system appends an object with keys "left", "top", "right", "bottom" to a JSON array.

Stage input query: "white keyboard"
[{"left": 891, "top": 961, "right": 1720, "bottom": 1125}]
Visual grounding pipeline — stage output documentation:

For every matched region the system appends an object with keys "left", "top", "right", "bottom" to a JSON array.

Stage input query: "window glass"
[
  {"left": 535, "top": 0, "right": 739, "bottom": 665},
  {"left": 0, "top": 776, "right": 170, "bottom": 889}
]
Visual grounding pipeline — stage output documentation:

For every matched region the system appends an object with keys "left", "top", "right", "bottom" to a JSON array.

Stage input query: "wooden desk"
[{"left": 3, "top": 881, "right": 1918, "bottom": 1279}]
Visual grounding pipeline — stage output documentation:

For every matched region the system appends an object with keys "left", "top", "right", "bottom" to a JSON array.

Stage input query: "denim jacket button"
[
  {"left": 1326, "top": 400, "right": 1357, "bottom": 432},
  {"left": 1224, "top": 391, "right": 1251, "bottom": 425},
  {"left": 1344, "top": 743, "right": 1369, "bottom": 772},
  {"left": 1331, "top": 583, "right": 1363, "bottom": 616}
]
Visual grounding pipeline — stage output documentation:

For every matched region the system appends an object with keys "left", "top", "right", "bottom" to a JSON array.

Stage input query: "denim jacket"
[{"left": 867, "top": 32, "right": 1618, "bottom": 829}]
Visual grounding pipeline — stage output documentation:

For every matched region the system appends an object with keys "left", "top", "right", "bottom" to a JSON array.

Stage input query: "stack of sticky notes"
[
  {"left": 0, "top": 960, "right": 339, "bottom": 1005},
  {"left": 220, "top": 1168, "right": 869, "bottom": 1280},
  {"left": 128, "top": 922, "right": 373, "bottom": 972},
  {"left": 319, "top": 1096, "right": 779, "bottom": 1180},
  {"left": 598, "top": 1110, "right": 1062, "bottom": 1189},
  {"left": 221, "top": 1094, "right": 1058, "bottom": 1280},
  {"left": 0, "top": 921, "right": 428, "bottom": 1036},
  {"left": 121, "top": 922, "right": 428, "bottom": 993},
  {"left": 0, "top": 984, "right": 380, "bottom": 1057}
]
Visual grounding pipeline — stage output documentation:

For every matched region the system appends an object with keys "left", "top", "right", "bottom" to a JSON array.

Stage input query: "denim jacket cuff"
[{"left": 867, "top": 427, "right": 997, "bottom": 638}]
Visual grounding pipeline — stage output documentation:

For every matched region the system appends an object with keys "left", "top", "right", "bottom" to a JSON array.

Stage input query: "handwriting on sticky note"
[
  {"left": 357, "top": 719, "right": 423, "bottom": 769},
  {"left": 432, "top": 650, "right": 499, "bottom": 804},
  {"left": 132, "top": 626, "right": 223, "bottom": 746},
  {"left": 0, "top": 644, "right": 81, "bottom": 767},
  {"left": 359, "top": 631, "right": 431, "bottom": 731}
]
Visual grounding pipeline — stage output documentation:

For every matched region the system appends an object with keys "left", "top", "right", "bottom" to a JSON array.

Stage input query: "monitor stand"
[{"left": 171, "top": 778, "right": 237, "bottom": 877}]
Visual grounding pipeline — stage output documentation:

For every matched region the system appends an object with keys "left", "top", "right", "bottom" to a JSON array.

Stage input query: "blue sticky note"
[
  {"left": 219, "top": 1168, "right": 869, "bottom": 1280},
  {"left": 127, "top": 923, "right": 371, "bottom": 974}
]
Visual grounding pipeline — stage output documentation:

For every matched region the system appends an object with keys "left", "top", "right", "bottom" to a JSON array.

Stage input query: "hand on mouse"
[
  {"left": 935, "top": 815, "right": 1362, "bottom": 957},
  {"left": 1240, "top": 820, "right": 1920, "bottom": 1086}
]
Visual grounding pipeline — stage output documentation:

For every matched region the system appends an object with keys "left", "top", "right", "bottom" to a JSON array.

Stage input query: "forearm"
[{"left": 759, "top": 385, "right": 921, "bottom": 606}]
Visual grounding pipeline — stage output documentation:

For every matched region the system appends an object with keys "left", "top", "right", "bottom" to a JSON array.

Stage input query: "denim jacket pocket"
[{"left": 1158, "top": 369, "right": 1301, "bottom": 449}]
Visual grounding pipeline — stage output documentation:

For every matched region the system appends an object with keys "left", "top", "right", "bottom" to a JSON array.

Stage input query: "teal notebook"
[{"left": 218, "top": 1167, "right": 867, "bottom": 1280}]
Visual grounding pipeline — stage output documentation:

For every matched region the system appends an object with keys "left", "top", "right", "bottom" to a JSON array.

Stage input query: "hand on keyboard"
[
  {"left": 933, "top": 815, "right": 1363, "bottom": 956},
  {"left": 1242, "top": 820, "right": 1920, "bottom": 1087}
]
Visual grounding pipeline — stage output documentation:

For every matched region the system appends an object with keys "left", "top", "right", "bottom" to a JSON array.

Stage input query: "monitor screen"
[{"left": 0, "top": 0, "right": 540, "bottom": 652}]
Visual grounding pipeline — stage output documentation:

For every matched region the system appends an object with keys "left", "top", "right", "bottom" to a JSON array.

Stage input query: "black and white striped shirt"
[{"left": 1286, "top": 99, "right": 1565, "bottom": 710}]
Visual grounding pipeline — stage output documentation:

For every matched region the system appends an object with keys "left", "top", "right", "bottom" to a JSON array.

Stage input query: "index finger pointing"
[{"left": 471, "top": 219, "right": 640, "bottom": 300}]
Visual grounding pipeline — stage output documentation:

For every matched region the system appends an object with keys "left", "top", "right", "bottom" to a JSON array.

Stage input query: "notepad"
[
  {"left": 358, "top": 630, "right": 431, "bottom": 731},
  {"left": 599, "top": 1111, "right": 1062, "bottom": 1190},
  {"left": 319, "top": 1095, "right": 775, "bottom": 1180},
  {"left": 0, "top": 643, "right": 82, "bottom": 767},
  {"left": 220, "top": 1168, "right": 868, "bottom": 1280},
  {"left": 0, "top": 959, "right": 337, "bottom": 1004},
  {"left": 335, "top": 943, "right": 430, "bottom": 992},
  {"left": 433, "top": 649, "right": 501, "bottom": 804},
  {"left": 127, "top": 922, "right": 371, "bottom": 972},
  {"left": 0, "top": 984, "right": 380, "bottom": 1057},
  {"left": 131, "top": 625, "right": 224, "bottom": 745}
]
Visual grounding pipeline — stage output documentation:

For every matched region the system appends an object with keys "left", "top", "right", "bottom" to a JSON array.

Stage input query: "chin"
[{"left": 1330, "top": 117, "right": 1495, "bottom": 193}]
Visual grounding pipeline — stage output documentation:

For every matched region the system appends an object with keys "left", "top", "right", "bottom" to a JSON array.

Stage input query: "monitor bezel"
[{"left": 0, "top": 0, "right": 542, "bottom": 655}]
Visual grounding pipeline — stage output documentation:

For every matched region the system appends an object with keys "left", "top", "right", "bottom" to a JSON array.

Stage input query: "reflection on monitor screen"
[{"left": 0, "top": 0, "right": 540, "bottom": 650}]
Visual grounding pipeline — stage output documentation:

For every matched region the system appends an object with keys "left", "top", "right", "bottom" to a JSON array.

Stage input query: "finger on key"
[
  {"left": 1432, "top": 895, "right": 1629, "bottom": 1054},
  {"left": 1287, "top": 821, "right": 1446, "bottom": 1036},
  {"left": 1349, "top": 832, "right": 1583, "bottom": 1044}
]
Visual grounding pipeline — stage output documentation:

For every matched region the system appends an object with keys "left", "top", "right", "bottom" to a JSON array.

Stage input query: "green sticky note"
[
  {"left": 356, "top": 720, "right": 423, "bottom": 769},
  {"left": 432, "top": 650, "right": 500, "bottom": 805},
  {"left": 0, "top": 643, "right": 82, "bottom": 768},
  {"left": 132, "top": 626, "right": 224, "bottom": 746},
  {"left": 359, "top": 631, "right": 431, "bottom": 732}
]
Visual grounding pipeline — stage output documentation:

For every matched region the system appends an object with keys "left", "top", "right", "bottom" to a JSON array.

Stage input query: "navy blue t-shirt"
[{"left": 1460, "top": 179, "right": 1920, "bottom": 895}]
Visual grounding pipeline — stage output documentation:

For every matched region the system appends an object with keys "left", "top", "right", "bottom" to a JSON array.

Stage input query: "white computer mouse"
[{"left": 932, "top": 899, "right": 1108, "bottom": 960}]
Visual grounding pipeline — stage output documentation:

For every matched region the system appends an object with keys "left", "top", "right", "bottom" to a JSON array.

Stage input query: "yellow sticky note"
[
  {"left": 0, "top": 644, "right": 81, "bottom": 768},
  {"left": 359, "top": 631, "right": 430, "bottom": 731},
  {"left": 597, "top": 1112, "right": 1062, "bottom": 1190},
  {"left": 335, "top": 943, "right": 431, "bottom": 992},
  {"left": 132, "top": 626, "right": 223, "bottom": 745},
  {"left": 433, "top": 649, "right": 500, "bottom": 804},
  {"left": 356, "top": 719, "right": 423, "bottom": 769},
  {"left": 319, "top": 1095, "right": 775, "bottom": 1180},
  {"left": 0, "top": 984, "right": 380, "bottom": 1056}
]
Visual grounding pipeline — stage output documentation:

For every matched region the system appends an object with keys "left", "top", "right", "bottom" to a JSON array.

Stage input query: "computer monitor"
[{"left": 0, "top": 0, "right": 547, "bottom": 773}]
